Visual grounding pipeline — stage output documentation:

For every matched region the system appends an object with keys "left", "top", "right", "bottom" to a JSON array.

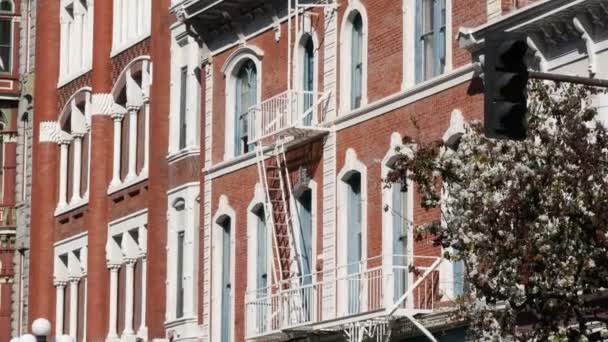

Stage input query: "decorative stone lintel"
[
  {"left": 92, "top": 93, "right": 127, "bottom": 116},
  {"left": 39, "top": 121, "right": 61, "bottom": 143}
]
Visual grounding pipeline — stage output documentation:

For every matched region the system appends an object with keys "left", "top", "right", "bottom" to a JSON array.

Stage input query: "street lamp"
[{"left": 31, "top": 318, "right": 51, "bottom": 342}]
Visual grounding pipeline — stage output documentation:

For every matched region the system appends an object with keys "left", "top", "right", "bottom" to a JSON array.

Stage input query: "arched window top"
[
  {"left": 58, "top": 87, "right": 92, "bottom": 135},
  {"left": 0, "top": 0, "right": 14, "bottom": 13},
  {"left": 340, "top": 2, "right": 368, "bottom": 112},
  {"left": 112, "top": 56, "right": 152, "bottom": 107},
  {"left": 221, "top": 45, "right": 263, "bottom": 76}
]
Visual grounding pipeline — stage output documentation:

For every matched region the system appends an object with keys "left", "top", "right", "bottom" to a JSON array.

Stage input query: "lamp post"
[{"left": 11, "top": 318, "right": 74, "bottom": 342}]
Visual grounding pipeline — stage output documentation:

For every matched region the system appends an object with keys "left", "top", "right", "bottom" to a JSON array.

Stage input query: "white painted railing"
[
  {"left": 245, "top": 254, "right": 448, "bottom": 339},
  {"left": 247, "top": 90, "right": 330, "bottom": 143}
]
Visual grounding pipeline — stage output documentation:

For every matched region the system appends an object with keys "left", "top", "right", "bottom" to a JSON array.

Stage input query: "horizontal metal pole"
[{"left": 529, "top": 71, "right": 608, "bottom": 88}]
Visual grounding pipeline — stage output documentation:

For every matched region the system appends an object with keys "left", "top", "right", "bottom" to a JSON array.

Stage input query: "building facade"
[
  {"left": 20, "top": 0, "right": 608, "bottom": 341},
  {"left": 1, "top": 0, "right": 21, "bottom": 340}
]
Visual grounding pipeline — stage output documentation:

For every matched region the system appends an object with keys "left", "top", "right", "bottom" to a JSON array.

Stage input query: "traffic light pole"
[{"left": 529, "top": 71, "right": 608, "bottom": 88}]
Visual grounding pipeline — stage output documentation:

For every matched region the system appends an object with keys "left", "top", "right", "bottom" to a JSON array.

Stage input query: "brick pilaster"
[
  {"left": 86, "top": 0, "right": 114, "bottom": 339},
  {"left": 147, "top": 0, "right": 171, "bottom": 338},
  {"left": 29, "top": 0, "right": 60, "bottom": 331}
]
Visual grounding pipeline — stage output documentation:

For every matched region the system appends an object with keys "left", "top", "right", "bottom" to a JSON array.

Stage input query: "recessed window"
[
  {"left": 0, "top": 0, "right": 13, "bottom": 12},
  {"left": 218, "top": 216, "right": 232, "bottom": 342},
  {"left": 112, "top": 0, "right": 151, "bottom": 54},
  {"left": 0, "top": 19, "right": 11, "bottom": 73},
  {"left": 234, "top": 60, "right": 257, "bottom": 156},
  {"left": 60, "top": 0, "right": 93, "bottom": 80},
  {"left": 415, "top": 0, "right": 446, "bottom": 82},
  {"left": 350, "top": 14, "right": 363, "bottom": 109},
  {"left": 302, "top": 37, "right": 315, "bottom": 125},
  {"left": 176, "top": 230, "right": 185, "bottom": 318},
  {"left": 345, "top": 172, "right": 362, "bottom": 314}
]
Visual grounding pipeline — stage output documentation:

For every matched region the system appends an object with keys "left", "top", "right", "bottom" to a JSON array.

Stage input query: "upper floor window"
[
  {"left": 234, "top": 60, "right": 257, "bottom": 156},
  {"left": 0, "top": 0, "right": 13, "bottom": 13},
  {"left": 415, "top": 0, "right": 446, "bottom": 82},
  {"left": 340, "top": 5, "right": 368, "bottom": 113},
  {"left": 60, "top": 0, "right": 93, "bottom": 83},
  {"left": 112, "top": 0, "right": 151, "bottom": 56},
  {"left": 55, "top": 89, "right": 92, "bottom": 213},
  {"left": 0, "top": 18, "right": 11, "bottom": 73},
  {"left": 300, "top": 35, "right": 315, "bottom": 126},
  {"left": 109, "top": 58, "right": 151, "bottom": 193},
  {"left": 169, "top": 27, "right": 201, "bottom": 155}
]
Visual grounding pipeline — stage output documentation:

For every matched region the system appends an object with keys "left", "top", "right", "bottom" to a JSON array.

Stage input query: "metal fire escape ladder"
[{"left": 255, "top": 138, "right": 305, "bottom": 285}]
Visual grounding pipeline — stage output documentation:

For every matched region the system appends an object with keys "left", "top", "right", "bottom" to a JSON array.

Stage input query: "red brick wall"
[{"left": 168, "top": 155, "right": 200, "bottom": 190}]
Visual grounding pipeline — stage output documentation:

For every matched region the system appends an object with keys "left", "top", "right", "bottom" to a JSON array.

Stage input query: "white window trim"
[
  {"left": 339, "top": 1, "right": 369, "bottom": 115},
  {"left": 54, "top": 87, "right": 92, "bottom": 216},
  {"left": 108, "top": 56, "right": 151, "bottom": 195},
  {"left": 106, "top": 209, "right": 149, "bottom": 341},
  {"left": 165, "top": 183, "right": 201, "bottom": 339},
  {"left": 211, "top": 195, "right": 236, "bottom": 342},
  {"left": 221, "top": 46, "right": 263, "bottom": 161},
  {"left": 168, "top": 23, "right": 202, "bottom": 157},
  {"left": 53, "top": 232, "right": 88, "bottom": 340},
  {"left": 294, "top": 17, "right": 320, "bottom": 105},
  {"left": 58, "top": 0, "right": 94, "bottom": 86},
  {"left": 246, "top": 183, "right": 270, "bottom": 295},
  {"left": 402, "top": 0, "right": 453, "bottom": 90},
  {"left": 110, "top": 0, "right": 151, "bottom": 57},
  {"left": 380, "top": 132, "right": 415, "bottom": 309},
  {"left": 335, "top": 148, "right": 368, "bottom": 316}
]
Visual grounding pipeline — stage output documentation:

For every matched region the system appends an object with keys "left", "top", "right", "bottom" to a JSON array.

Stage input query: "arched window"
[
  {"left": 0, "top": 0, "right": 13, "bottom": 13},
  {"left": 56, "top": 89, "right": 92, "bottom": 210},
  {"left": 173, "top": 198, "right": 186, "bottom": 318},
  {"left": 302, "top": 36, "right": 315, "bottom": 126},
  {"left": 415, "top": 0, "right": 446, "bottom": 82},
  {"left": 109, "top": 57, "right": 151, "bottom": 192},
  {"left": 350, "top": 13, "right": 363, "bottom": 109},
  {"left": 296, "top": 189, "right": 313, "bottom": 285},
  {"left": 217, "top": 215, "right": 232, "bottom": 342},
  {"left": 0, "top": 16, "right": 12, "bottom": 73},
  {"left": 340, "top": 5, "right": 367, "bottom": 113},
  {"left": 254, "top": 207, "right": 267, "bottom": 293},
  {"left": 345, "top": 171, "right": 362, "bottom": 314},
  {"left": 234, "top": 60, "right": 257, "bottom": 156}
]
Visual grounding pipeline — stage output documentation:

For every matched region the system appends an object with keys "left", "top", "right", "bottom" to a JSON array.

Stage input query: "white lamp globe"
[
  {"left": 20, "top": 334, "right": 36, "bottom": 342},
  {"left": 31, "top": 317, "right": 52, "bottom": 336},
  {"left": 57, "top": 335, "right": 74, "bottom": 342},
  {"left": 9, "top": 337, "right": 20, "bottom": 342}
]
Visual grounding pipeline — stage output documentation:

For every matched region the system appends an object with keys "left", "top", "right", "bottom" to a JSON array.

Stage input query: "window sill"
[
  {"left": 107, "top": 172, "right": 149, "bottom": 195},
  {"left": 111, "top": 33, "right": 151, "bottom": 58},
  {"left": 58, "top": 67, "right": 92, "bottom": 88},
  {"left": 167, "top": 147, "right": 201, "bottom": 164},
  {"left": 164, "top": 316, "right": 201, "bottom": 340},
  {"left": 54, "top": 196, "right": 89, "bottom": 217}
]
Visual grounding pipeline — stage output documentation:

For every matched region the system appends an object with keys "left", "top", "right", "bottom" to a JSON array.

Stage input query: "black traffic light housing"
[{"left": 484, "top": 32, "right": 529, "bottom": 140}]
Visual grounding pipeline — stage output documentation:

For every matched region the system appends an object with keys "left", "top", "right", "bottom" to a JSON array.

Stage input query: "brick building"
[
  {"left": 20, "top": 0, "right": 608, "bottom": 341},
  {"left": 1, "top": 0, "right": 20, "bottom": 340}
]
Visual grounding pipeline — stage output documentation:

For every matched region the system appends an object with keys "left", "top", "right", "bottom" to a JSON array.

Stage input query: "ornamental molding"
[
  {"left": 91, "top": 93, "right": 126, "bottom": 116},
  {"left": 39, "top": 121, "right": 61, "bottom": 143}
]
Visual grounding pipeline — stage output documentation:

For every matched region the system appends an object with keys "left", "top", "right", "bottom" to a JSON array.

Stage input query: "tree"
[{"left": 385, "top": 81, "right": 608, "bottom": 341}]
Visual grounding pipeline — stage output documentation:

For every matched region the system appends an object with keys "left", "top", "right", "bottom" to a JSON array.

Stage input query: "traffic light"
[{"left": 484, "top": 32, "right": 529, "bottom": 140}]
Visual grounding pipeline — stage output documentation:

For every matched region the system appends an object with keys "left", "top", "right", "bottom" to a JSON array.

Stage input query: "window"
[
  {"left": 296, "top": 189, "right": 313, "bottom": 285},
  {"left": 234, "top": 61, "right": 257, "bottom": 156},
  {"left": 255, "top": 208, "right": 267, "bottom": 293},
  {"left": 340, "top": 6, "right": 367, "bottom": 113},
  {"left": 351, "top": 14, "right": 363, "bottom": 109},
  {"left": 219, "top": 216, "right": 232, "bottom": 342},
  {"left": 60, "top": 0, "right": 93, "bottom": 81},
  {"left": 169, "top": 28, "right": 201, "bottom": 155},
  {"left": 346, "top": 172, "right": 362, "bottom": 314},
  {"left": 176, "top": 230, "right": 185, "bottom": 318},
  {"left": 392, "top": 182, "right": 409, "bottom": 302},
  {"left": 415, "top": 0, "right": 446, "bottom": 82},
  {"left": 0, "top": 18, "right": 11, "bottom": 73},
  {"left": 302, "top": 37, "right": 315, "bottom": 126},
  {"left": 0, "top": 0, "right": 13, "bottom": 12},
  {"left": 55, "top": 90, "right": 92, "bottom": 212},
  {"left": 112, "top": 0, "right": 151, "bottom": 55},
  {"left": 54, "top": 234, "right": 88, "bottom": 341},
  {"left": 179, "top": 66, "right": 188, "bottom": 150},
  {"left": 109, "top": 58, "right": 151, "bottom": 192}
]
